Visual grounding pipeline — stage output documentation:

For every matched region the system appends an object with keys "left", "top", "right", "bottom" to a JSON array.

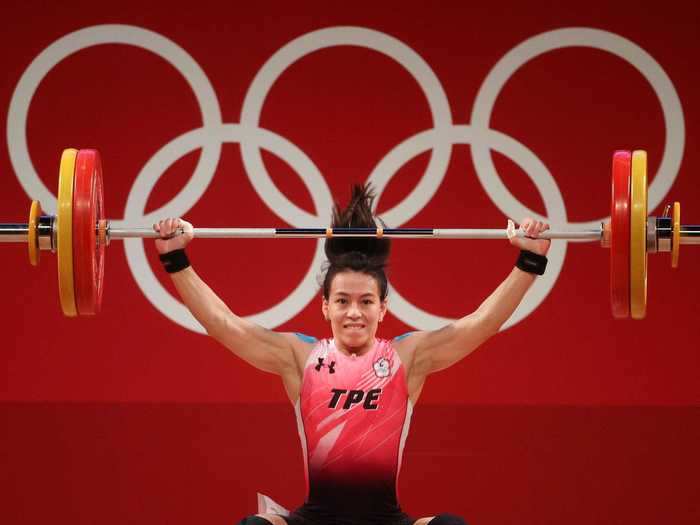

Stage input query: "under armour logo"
[{"left": 315, "top": 357, "right": 336, "bottom": 374}]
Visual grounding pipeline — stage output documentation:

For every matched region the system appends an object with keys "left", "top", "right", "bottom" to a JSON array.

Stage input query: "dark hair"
[{"left": 322, "top": 184, "right": 391, "bottom": 300}]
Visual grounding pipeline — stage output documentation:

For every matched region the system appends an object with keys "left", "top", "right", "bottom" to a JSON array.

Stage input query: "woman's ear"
[
  {"left": 379, "top": 299, "right": 388, "bottom": 322},
  {"left": 322, "top": 298, "right": 329, "bottom": 321}
]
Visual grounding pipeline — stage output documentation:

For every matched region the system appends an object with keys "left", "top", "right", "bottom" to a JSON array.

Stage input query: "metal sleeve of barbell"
[
  {"left": 106, "top": 227, "right": 602, "bottom": 240},
  {"left": 0, "top": 224, "right": 29, "bottom": 242},
  {"left": 680, "top": 226, "right": 700, "bottom": 244}
]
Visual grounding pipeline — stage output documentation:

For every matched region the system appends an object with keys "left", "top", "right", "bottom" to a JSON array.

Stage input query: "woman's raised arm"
[{"left": 154, "top": 218, "right": 305, "bottom": 377}]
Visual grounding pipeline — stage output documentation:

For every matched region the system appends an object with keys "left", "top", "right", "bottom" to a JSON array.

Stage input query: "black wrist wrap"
[
  {"left": 516, "top": 250, "right": 547, "bottom": 275},
  {"left": 159, "top": 249, "right": 190, "bottom": 274}
]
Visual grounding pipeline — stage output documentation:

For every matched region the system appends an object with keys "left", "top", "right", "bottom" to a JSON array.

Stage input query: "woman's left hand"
[{"left": 508, "top": 217, "right": 551, "bottom": 256}]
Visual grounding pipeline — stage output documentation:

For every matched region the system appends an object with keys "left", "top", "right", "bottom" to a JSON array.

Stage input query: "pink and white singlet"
[{"left": 287, "top": 337, "right": 415, "bottom": 525}]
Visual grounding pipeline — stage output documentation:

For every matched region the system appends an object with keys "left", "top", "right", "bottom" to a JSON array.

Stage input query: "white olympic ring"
[
  {"left": 7, "top": 24, "right": 685, "bottom": 332},
  {"left": 471, "top": 27, "right": 685, "bottom": 231}
]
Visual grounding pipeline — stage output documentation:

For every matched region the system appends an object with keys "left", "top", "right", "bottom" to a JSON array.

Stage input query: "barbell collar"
[
  {"left": 647, "top": 217, "right": 658, "bottom": 253},
  {"left": 39, "top": 216, "right": 54, "bottom": 251}
]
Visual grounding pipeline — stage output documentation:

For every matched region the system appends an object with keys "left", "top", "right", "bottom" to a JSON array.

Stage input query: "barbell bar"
[{"left": 1, "top": 148, "right": 698, "bottom": 319}]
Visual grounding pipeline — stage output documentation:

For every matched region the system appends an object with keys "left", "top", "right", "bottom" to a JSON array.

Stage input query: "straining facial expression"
[{"left": 322, "top": 270, "right": 387, "bottom": 354}]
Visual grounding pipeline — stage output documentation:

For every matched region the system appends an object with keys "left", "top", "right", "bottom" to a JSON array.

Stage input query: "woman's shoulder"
[
  {"left": 391, "top": 332, "right": 414, "bottom": 343},
  {"left": 385, "top": 331, "right": 418, "bottom": 349},
  {"left": 388, "top": 331, "right": 429, "bottom": 366},
  {"left": 293, "top": 332, "right": 320, "bottom": 345},
  {"left": 280, "top": 333, "right": 324, "bottom": 372}
]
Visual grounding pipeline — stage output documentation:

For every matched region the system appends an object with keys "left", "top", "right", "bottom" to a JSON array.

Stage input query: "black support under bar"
[{"left": 275, "top": 227, "right": 435, "bottom": 236}]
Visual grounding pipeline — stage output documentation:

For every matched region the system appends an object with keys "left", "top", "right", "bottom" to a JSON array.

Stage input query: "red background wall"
[{"left": 1, "top": 1, "right": 699, "bottom": 523}]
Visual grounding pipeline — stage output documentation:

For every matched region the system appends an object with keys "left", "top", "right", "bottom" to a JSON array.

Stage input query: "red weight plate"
[
  {"left": 610, "top": 150, "right": 631, "bottom": 319},
  {"left": 72, "top": 149, "right": 105, "bottom": 315},
  {"left": 94, "top": 151, "right": 105, "bottom": 313}
]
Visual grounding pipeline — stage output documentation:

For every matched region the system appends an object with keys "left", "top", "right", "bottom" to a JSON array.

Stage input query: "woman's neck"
[{"left": 334, "top": 338, "right": 376, "bottom": 357}]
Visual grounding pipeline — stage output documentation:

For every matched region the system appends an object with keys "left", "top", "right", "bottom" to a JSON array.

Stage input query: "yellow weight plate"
[
  {"left": 630, "top": 150, "right": 647, "bottom": 320},
  {"left": 58, "top": 148, "right": 78, "bottom": 317},
  {"left": 28, "top": 200, "right": 41, "bottom": 267},
  {"left": 672, "top": 201, "right": 680, "bottom": 268}
]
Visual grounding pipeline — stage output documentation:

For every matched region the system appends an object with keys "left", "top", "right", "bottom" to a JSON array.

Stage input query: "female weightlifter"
[{"left": 154, "top": 184, "right": 550, "bottom": 525}]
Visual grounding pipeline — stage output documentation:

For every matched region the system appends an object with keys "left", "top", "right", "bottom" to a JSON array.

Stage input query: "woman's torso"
[{"left": 292, "top": 337, "right": 414, "bottom": 518}]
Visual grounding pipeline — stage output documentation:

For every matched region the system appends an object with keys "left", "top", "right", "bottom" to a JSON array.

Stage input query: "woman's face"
[{"left": 322, "top": 270, "right": 387, "bottom": 354}]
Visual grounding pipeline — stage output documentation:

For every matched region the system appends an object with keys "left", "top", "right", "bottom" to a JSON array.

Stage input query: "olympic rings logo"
[{"left": 7, "top": 25, "right": 685, "bottom": 332}]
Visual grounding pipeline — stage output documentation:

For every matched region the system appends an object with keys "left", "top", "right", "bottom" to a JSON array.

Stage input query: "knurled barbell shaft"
[
  {"left": 102, "top": 224, "right": 700, "bottom": 243},
  {"left": 110, "top": 226, "right": 603, "bottom": 240}
]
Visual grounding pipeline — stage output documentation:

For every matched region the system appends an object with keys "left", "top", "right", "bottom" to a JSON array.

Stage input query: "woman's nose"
[{"left": 347, "top": 303, "right": 361, "bottom": 318}]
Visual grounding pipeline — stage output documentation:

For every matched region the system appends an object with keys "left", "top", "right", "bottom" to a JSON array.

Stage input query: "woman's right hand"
[{"left": 153, "top": 218, "right": 194, "bottom": 254}]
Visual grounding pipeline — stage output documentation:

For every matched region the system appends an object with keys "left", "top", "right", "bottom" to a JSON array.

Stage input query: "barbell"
[{"left": 1, "top": 148, "right": 697, "bottom": 319}]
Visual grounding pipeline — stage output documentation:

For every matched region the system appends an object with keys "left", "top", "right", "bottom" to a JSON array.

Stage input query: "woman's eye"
[{"left": 363, "top": 299, "right": 373, "bottom": 305}]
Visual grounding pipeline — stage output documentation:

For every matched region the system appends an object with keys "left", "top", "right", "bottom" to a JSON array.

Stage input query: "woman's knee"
[
  {"left": 428, "top": 514, "right": 467, "bottom": 525},
  {"left": 236, "top": 515, "right": 278, "bottom": 525}
]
